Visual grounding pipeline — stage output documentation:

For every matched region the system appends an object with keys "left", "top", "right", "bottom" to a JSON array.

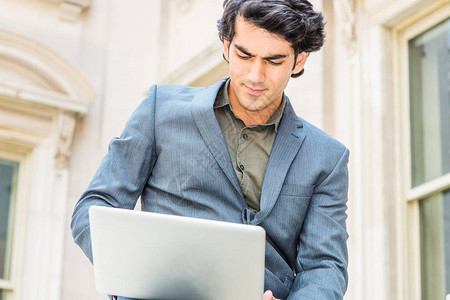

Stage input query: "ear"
[
  {"left": 292, "top": 52, "right": 309, "bottom": 74},
  {"left": 223, "top": 39, "right": 231, "bottom": 62}
]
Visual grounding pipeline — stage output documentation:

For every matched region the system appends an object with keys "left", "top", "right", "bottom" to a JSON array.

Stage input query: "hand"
[{"left": 263, "top": 290, "right": 280, "bottom": 300}]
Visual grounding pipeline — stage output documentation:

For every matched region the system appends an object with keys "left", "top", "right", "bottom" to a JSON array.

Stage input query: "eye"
[
  {"left": 268, "top": 60, "right": 283, "bottom": 66},
  {"left": 237, "top": 52, "right": 251, "bottom": 60}
]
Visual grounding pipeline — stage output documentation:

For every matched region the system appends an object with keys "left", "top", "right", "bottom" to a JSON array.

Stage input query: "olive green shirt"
[{"left": 214, "top": 80, "right": 286, "bottom": 212}]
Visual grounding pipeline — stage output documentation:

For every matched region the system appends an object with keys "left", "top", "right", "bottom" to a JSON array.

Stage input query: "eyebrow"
[{"left": 234, "top": 44, "right": 288, "bottom": 61}]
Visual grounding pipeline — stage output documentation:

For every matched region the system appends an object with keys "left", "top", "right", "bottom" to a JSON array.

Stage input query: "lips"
[{"left": 244, "top": 84, "right": 265, "bottom": 96}]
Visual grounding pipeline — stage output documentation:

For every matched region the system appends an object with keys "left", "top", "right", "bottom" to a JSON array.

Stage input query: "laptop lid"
[{"left": 89, "top": 206, "right": 266, "bottom": 300}]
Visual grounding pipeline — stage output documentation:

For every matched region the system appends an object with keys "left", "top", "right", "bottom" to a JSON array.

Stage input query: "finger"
[{"left": 263, "top": 290, "right": 274, "bottom": 300}]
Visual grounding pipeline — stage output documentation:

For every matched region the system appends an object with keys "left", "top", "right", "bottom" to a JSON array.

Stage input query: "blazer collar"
[
  {"left": 252, "top": 97, "right": 306, "bottom": 225},
  {"left": 190, "top": 78, "right": 243, "bottom": 196}
]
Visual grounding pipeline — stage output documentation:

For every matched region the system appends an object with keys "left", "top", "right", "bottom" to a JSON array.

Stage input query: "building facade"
[{"left": 0, "top": 0, "right": 448, "bottom": 299}]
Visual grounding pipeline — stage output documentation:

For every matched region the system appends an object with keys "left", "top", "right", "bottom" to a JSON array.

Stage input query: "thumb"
[{"left": 263, "top": 290, "right": 274, "bottom": 300}]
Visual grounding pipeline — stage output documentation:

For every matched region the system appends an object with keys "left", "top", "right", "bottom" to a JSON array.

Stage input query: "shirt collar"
[{"left": 214, "top": 79, "right": 286, "bottom": 132}]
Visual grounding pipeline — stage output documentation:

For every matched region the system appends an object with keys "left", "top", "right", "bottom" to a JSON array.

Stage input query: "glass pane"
[
  {"left": 0, "top": 159, "right": 18, "bottom": 280},
  {"left": 0, "top": 289, "right": 11, "bottom": 300},
  {"left": 409, "top": 18, "right": 450, "bottom": 187},
  {"left": 420, "top": 189, "right": 450, "bottom": 300}
]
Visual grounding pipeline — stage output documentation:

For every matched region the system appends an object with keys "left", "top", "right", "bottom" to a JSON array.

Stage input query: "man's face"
[{"left": 223, "top": 17, "right": 307, "bottom": 124}]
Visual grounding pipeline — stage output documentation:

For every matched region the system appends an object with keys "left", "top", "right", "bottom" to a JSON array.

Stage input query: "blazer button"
[{"left": 239, "top": 164, "right": 245, "bottom": 171}]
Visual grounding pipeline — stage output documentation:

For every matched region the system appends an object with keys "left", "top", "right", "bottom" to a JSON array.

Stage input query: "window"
[
  {"left": 408, "top": 17, "right": 450, "bottom": 300},
  {"left": 409, "top": 18, "right": 450, "bottom": 188},
  {"left": 0, "top": 24, "right": 94, "bottom": 299},
  {"left": 0, "top": 159, "right": 19, "bottom": 300}
]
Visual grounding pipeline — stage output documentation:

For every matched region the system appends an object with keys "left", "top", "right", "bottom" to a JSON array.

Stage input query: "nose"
[{"left": 247, "top": 59, "right": 265, "bottom": 83}]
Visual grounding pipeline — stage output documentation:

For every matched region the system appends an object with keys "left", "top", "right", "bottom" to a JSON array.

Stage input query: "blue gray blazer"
[{"left": 71, "top": 78, "right": 349, "bottom": 300}]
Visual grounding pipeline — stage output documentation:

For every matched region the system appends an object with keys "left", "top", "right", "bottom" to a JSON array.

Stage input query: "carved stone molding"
[
  {"left": 0, "top": 29, "right": 96, "bottom": 102},
  {"left": 175, "top": 0, "right": 193, "bottom": 15},
  {"left": 335, "top": 0, "right": 358, "bottom": 56},
  {"left": 0, "top": 29, "right": 95, "bottom": 169},
  {"left": 0, "top": 82, "right": 90, "bottom": 114},
  {"left": 54, "top": 112, "right": 77, "bottom": 169},
  {"left": 42, "top": 0, "right": 93, "bottom": 22},
  {"left": 367, "top": 0, "right": 440, "bottom": 27},
  {"left": 59, "top": 0, "right": 93, "bottom": 22},
  {"left": 159, "top": 41, "right": 225, "bottom": 85}
]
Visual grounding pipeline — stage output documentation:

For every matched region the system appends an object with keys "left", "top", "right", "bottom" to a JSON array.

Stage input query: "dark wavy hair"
[{"left": 217, "top": 0, "right": 325, "bottom": 77}]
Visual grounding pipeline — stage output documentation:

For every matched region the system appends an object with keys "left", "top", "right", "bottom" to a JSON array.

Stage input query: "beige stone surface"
[{"left": 0, "top": 0, "right": 448, "bottom": 299}]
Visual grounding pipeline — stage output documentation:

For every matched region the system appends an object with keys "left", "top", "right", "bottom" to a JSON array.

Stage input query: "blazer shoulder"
[
  {"left": 300, "top": 117, "right": 349, "bottom": 155},
  {"left": 146, "top": 84, "right": 206, "bottom": 103},
  {"left": 146, "top": 78, "right": 227, "bottom": 104}
]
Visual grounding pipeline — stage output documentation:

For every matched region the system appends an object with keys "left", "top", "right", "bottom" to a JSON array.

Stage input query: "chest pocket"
[{"left": 272, "top": 184, "right": 315, "bottom": 236}]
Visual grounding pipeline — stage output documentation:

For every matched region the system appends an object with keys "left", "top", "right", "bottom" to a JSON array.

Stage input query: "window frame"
[
  {"left": 401, "top": 7, "right": 450, "bottom": 201},
  {"left": 0, "top": 149, "right": 29, "bottom": 300},
  {"left": 393, "top": 3, "right": 450, "bottom": 300}
]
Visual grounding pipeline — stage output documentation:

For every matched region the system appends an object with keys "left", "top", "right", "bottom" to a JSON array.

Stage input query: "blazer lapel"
[
  {"left": 190, "top": 79, "right": 242, "bottom": 196},
  {"left": 252, "top": 99, "right": 306, "bottom": 225}
]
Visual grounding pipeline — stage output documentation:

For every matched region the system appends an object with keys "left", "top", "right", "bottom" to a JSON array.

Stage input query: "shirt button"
[
  {"left": 239, "top": 164, "right": 245, "bottom": 171},
  {"left": 243, "top": 133, "right": 248, "bottom": 139}
]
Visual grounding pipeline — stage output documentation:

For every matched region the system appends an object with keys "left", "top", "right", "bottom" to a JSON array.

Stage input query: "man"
[{"left": 71, "top": 0, "right": 349, "bottom": 299}]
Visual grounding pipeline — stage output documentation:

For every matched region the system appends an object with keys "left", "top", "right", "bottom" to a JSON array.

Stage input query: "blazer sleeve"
[
  {"left": 287, "top": 148, "right": 349, "bottom": 300},
  {"left": 71, "top": 85, "right": 158, "bottom": 263}
]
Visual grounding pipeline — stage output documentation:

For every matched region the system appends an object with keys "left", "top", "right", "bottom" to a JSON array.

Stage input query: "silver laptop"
[{"left": 89, "top": 206, "right": 266, "bottom": 300}]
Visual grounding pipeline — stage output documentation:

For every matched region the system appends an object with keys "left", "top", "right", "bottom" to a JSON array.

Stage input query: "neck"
[{"left": 231, "top": 102, "right": 280, "bottom": 126}]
